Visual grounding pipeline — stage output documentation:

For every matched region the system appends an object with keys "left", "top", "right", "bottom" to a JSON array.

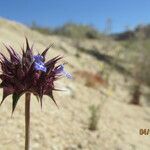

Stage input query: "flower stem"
[{"left": 25, "top": 93, "right": 31, "bottom": 150}]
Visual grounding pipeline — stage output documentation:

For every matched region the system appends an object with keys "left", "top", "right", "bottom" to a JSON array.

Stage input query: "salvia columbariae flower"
[
  {"left": 0, "top": 38, "right": 71, "bottom": 113},
  {"left": 54, "top": 64, "right": 72, "bottom": 79}
]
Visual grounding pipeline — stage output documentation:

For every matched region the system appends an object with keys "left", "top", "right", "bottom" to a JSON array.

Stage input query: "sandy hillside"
[{"left": 0, "top": 18, "right": 149, "bottom": 150}]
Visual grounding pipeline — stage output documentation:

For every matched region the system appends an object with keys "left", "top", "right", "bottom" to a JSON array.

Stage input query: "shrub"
[
  {"left": 88, "top": 105, "right": 100, "bottom": 131},
  {"left": 30, "top": 22, "right": 103, "bottom": 39},
  {"left": 30, "top": 22, "right": 53, "bottom": 35},
  {"left": 130, "top": 83, "right": 141, "bottom": 105},
  {"left": 54, "top": 23, "right": 102, "bottom": 39},
  {"left": 122, "top": 32, "right": 150, "bottom": 105}
]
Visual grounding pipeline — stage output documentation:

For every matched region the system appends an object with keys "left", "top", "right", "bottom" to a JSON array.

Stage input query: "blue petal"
[
  {"left": 34, "top": 62, "right": 47, "bottom": 72},
  {"left": 33, "top": 55, "right": 44, "bottom": 62},
  {"left": 55, "top": 65, "right": 64, "bottom": 74},
  {"left": 63, "top": 71, "right": 72, "bottom": 79},
  {"left": 55, "top": 64, "right": 72, "bottom": 79},
  {"left": 33, "top": 55, "right": 47, "bottom": 72}
]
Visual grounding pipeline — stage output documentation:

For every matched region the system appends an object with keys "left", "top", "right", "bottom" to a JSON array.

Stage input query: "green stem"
[{"left": 25, "top": 93, "right": 31, "bottom": 150}]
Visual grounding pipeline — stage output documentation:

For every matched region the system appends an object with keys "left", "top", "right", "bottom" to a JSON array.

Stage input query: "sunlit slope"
[{"left": 0, "top": 18, "right": 149, "bottom": 150}]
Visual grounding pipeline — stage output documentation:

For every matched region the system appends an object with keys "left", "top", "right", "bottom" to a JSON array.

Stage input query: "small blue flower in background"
[
  {"left": 55, "top": 64, "right": 72, "bottom": 79},
  {"left": 33, "top": 55, "right": 47, "bottom": 72}
]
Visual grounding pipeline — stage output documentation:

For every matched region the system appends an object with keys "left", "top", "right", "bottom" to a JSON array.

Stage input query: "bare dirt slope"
[{"left": 0, "top": 18, "right": 149, "bottom": 150}]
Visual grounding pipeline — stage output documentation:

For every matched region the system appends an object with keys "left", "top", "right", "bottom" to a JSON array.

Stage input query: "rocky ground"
[{"left": 0, "top": 18, "right": 149, "bottom": 150}]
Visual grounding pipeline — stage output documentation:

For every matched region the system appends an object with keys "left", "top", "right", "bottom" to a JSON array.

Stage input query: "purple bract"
[{"left": 0, "top": 38, "right": 71, "bottom": 113}]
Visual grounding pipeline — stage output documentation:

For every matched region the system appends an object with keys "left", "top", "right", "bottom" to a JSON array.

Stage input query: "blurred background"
[{"left": 0, "top": 0, "right": 150, "bottom": 150}]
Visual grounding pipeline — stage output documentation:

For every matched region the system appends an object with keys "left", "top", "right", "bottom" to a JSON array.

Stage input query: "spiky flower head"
[{"left": 0, "top": 38, "right": 71, "bottom": 113}]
